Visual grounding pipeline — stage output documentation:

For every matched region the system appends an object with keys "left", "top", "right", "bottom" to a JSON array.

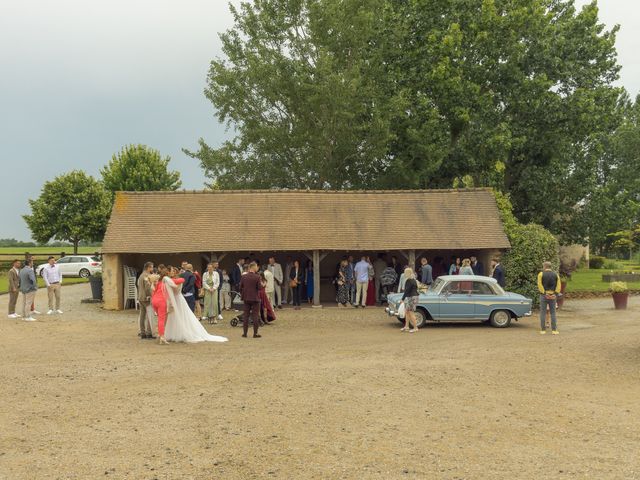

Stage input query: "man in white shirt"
[
  {"left": 42, "top": 256, "right": 63, "bottom": 314},
  {"left": 353, "top": 256, "right": 370, "bottom": 308},
  {"left": 267, "top": 256, "right": 284, "bottom": 309}
]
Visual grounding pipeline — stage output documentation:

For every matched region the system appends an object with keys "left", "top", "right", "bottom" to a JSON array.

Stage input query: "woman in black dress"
[
  {"left": 336, "top": 259, "right": 350, "bottom": 307},
  {"left": 401, "top": 267, "right": 420, "bottom": 333}
]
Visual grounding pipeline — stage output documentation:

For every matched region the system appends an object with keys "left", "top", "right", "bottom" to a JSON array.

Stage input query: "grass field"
[
  {"left": 0, "top": 246, "right": 98, "bottom": 256},
  {"left": 0, "top": 273, "right": 88, "bottom": 294},
  {"left": 567, "top": 260, "right": 640, "bottom": 292}
]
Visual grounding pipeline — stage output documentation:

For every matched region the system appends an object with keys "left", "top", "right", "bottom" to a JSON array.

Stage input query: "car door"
[
  {"left": 472, "top": 281, "right": 498, "bottom": 320},
  {"left": 438, "top": 280, "right": 475, "bottom": 320},
  {"left": 55, "top": 257, "right": 72, "bottom": 275},
  {"left": 68, "top": 256, "right": 86, "bottom": 275}
]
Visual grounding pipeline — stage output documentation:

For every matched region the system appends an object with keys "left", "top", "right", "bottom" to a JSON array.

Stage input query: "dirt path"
[{"left": 1, "top": 285, "right": 639, "bottom": 479}]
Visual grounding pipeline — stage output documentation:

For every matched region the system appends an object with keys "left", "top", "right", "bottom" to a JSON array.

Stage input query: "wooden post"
[
  {"left": 408, "top": 249, "right": 416, "bottom": 272},
  {"left": 103, "top": 253, "right": 123, "bottom": 310},
  {"left": 313, "top": 249, "right": 322, "bottom": 308}
]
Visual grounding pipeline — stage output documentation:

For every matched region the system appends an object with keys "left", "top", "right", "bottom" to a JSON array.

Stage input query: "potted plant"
[
  {"left": 610, "top": 281, "right": 629, "bottom": 310},
  {"left": 89, "top": 271, "right": 103, "bottom": 301},
  {"left": 558, "top": 258, "right": 577, "bottom": 309}
]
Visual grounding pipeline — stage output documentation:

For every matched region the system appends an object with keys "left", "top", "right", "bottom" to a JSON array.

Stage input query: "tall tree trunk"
[{"left": 73, "top": 239, "right": 79, "bottom": 255}]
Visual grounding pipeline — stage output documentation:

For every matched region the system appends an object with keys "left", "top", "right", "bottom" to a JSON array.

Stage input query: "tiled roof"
[{"left": 102, "top": 189, "right": 510, "bottom": 254}]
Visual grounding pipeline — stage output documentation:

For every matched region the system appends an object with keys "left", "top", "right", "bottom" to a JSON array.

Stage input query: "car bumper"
[{"left": 385, "top": 307, "right": 398, "bottom": 317}]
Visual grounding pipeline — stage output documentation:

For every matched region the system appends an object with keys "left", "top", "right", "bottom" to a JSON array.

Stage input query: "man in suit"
[
  {"left": 239, "top": 262, "right": 262, "bottom": 338},
  {"left": 230, "top": 257, "right": 245, "bottom": 305},
  {"left": 373, "top": 253, "right": 388, "bottom": 304},
  {"left": 471, "top": 255, "right": 485, "bottom": 276},
  {"left": 19, "top": 259, "right": 38, "bottom": 321},
  {"left": 8, "top": 259, "right": 21, "bottom": 318},
  {"left": 267, "top": 256, "right": 284, "bottom": 309},
  {"left": 137, "top": 262, "right": 155, "bottom": 339},
  {"left": 181, "top": 264, "right": 197, "bottom": 312},
  {"left": 491, "top": 258, "right": 506, "bottom": 288}
]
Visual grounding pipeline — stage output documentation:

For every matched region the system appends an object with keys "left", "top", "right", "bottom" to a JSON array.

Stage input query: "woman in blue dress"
[{"left": 305, "top": 260, "right": 314, "bottom": 304}]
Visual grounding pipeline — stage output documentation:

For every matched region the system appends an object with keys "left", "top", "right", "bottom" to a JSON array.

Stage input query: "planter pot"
[
  {"left": 557, "top": 281, "right": 567, "bottom": 309},
  {"left": 612, "top": 292, "right": 628, "bottom": 310},
  {"left": 89, "top": 276, "right": 103, "bottom": 301}
]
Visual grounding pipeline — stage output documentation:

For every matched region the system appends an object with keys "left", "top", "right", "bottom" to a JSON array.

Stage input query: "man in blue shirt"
[
  {"left": 353, "top": 256, "right": 370, "bottom": 308},
  {"left": 420, "top": 257, "right": 433, "bottom": 285}
]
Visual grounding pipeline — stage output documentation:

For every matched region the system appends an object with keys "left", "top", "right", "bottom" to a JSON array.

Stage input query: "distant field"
[
  {"left": 568, "top": 260, "right": 640, "bottom": 293},
  {"left": 0, "top": 247, "right": 98, "bottom": 255}
]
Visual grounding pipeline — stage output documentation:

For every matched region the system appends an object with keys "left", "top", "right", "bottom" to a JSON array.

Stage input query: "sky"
[{"left": 0, "top": 0, "right": 638, "bottom": 241}]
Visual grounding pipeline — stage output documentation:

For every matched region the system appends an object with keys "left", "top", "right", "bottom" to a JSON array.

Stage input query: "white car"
[{"left": 37, "top": 256, "right": 102, "bottom": 278}]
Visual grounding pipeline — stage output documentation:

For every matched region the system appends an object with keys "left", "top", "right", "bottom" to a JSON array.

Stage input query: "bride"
[{"left": 163, "top": 266, "right": 228, "bottom": 344}]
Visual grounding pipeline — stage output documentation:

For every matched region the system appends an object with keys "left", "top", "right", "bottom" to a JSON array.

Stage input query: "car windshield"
[
  {"left": 430, "top": 277, "right": 446, "bottom": 293},
  {"left": 492, "top": 283, "right": 506, "bottom": 295}
]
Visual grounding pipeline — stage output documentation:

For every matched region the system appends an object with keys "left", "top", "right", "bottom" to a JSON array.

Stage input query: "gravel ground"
[{"left": 1, "top": 285, "right": 639, "bottom": 480}]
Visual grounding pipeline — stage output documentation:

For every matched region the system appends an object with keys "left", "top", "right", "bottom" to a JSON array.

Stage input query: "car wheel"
[
  {"left": 414, "top": 309, "right": 427, "bottom": 328},
  {"left": 490, "top": 310, "right": 511, "bottom": 328},
  {"left": 79, "top": 268, "right": 91, "bottom": 278}
]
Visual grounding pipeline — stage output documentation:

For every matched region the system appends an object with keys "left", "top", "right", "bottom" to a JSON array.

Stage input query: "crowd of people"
[{"left": 7, "top": 255, "right": 65, "bottom": 321}]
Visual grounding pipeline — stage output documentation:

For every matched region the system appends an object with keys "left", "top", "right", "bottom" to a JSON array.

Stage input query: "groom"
[
  {"left": 239, "top": 262, "right": 262, "bottom": 338},
  {"left": 181, "top": 264, "right": 197, "bottom": 312},
  {"left": 137, "top": 262, "right": 155, "bottom": 339}
]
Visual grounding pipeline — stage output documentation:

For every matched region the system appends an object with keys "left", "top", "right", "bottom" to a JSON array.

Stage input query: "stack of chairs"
[{"left": 123, "top": 266, "right": 138, "bottom": 310}]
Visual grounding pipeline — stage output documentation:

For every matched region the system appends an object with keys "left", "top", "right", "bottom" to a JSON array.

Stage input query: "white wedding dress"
[{"left": 163, "top": 277, "right": 228, "bottom": 343}]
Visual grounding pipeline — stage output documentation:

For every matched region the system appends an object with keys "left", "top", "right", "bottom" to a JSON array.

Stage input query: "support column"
[
  {"left": 408, "top": 250, "right": 416, "bottom": 272},
  {"left": 312, "top": 249, "right": 322, "bottom": 308},
  {"left": 103, "top": 253, "right": 123, "bottom": 310}
]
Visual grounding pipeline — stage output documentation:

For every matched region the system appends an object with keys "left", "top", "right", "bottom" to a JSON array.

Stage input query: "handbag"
[
  {"left": 289, "top": 279, "right": 298, "bottom": 289},
  {"left": 397, "top": 302, "right": 406, "bottom": 319}
]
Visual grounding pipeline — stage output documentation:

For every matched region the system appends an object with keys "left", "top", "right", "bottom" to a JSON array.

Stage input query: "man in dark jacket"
[
  {"left": 491, "top": 258, "right": 506, "bottom": 288},
  {"left": 181, "top": 264, "right": 197, "bottom": 312},
  {"left": 239, "top": 262, "right": 262, "bottom": 338},
  {"left": 470, "top": 255, "right": 485, "bottom": 276}
]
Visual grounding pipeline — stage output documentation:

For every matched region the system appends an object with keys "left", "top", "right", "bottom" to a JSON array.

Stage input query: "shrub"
[
  {"left": 602, "top": 259, "right": 623, "bottom": 270},
  {"left": 610, "top": 281, "right": 628, "bottom": 293},
  {"left": 502, "top": 223, "right": 560, "bottom": 306},
  {"left": 589, "top": 256, "right": 606, "bottom": 269}
]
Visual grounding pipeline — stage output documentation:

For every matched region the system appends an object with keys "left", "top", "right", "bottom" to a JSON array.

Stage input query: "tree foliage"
[
  {"left": 23, "top": 171, "right": 111, "bottom": 254},
  {"left": 192, "top": 0, "right": 623, "bottom": 243},
  {"left": 101, "top": 144, "right": 181, "bottom": 197}
]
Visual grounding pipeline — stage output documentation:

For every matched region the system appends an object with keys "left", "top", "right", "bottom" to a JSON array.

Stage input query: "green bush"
[
  {"left": 589, "top": 256, "right": 606, "bottom": 269},
  {"left": 602, "top": 259, "right": 623, "bottom": 270},
  {"left": 502, "top": 224, "right": 559, "bottom": 306}
]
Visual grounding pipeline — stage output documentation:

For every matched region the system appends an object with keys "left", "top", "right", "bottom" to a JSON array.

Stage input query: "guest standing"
[
  {"left": 239, "top": 262, "right": 262, "bottom": 338},
  {"left": 289, "top": 259, "right": 304, "bottom": 310},
  {"left": 336, "top": 260, "right": 350, "bottom": 307},
  {"left": 366, "top": 256, "right": 376, "bottom": 306},
  {"left": 267, "top": 256, "right": 284, "bottom": 309},
  {"left": 283, "top": 256, "right": 293, "bottom": 305},
  {"left": 305, "top": 260, "right": 314, "bottom": 304},
  {"left": 212, "top": 261, "right": 224, "bottom": 321},
  {"left": 220, "top": 269, "right": 232, "bottom": 310},
  {"left": 419, "top": 257, "right": 433, "bottom": 286},
  {"left": 264, "top": 267, "right": 275, "bottom": 308},
  {"left": 400, "top": 268, "right": 419, "bottom": 333},
  {"left": 230, "top": 258, "right": 245, "bottom": 304},
  {"left": 41, "top": 256, "right": 63, "bottom": 315},
  {"left": 373, "top": 253, "right": 387, "bottom": 304},
  {"left": 491, "top": 258, "right": 506, "bottom": 288},
  {"left": 345, "top": 255, "right": 355, "bottom": 305},
  {"left": 538, "top": 261, "right": 561, "bottom": 335},
  {"left": 202, "top": 263, "right": 220, "bottom": 323},
  {"left": 470, "top": 255, "right": 485, "bottom": 276},
  {"left": 181, "top": 264, "right": 197, "bottom": 312},
  {"left": 19, "top": 259, "right": 38, "bottom": 322},
  {"left": 459, "top": 258, "right": 474, "bottom": 276},
  {"left": 353, "top": 256, "right": 369, "bottom": 308},
  {"left": 137, "top": 262, "right": 155, "bottom": 339},
  {"left": 448, "top": 257, "right": 461, "bottom": 275},
  {"left": 7, "top": 259, "right": 21, "bottom": 319}
]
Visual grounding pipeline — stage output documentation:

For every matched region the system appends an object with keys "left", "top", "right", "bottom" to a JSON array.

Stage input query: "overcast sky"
[{"left": 0, "top": 0, "right": 638, "bottom": 240}]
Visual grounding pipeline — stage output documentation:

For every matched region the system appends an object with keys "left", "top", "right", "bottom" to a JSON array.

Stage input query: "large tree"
[
  {"left": 192, "top": 0, "right": 622, "bottom": 242},
  {"left": 23, "top": 171, "right": 112, "bottom": 253},
  {"left": 101, "top": 144, "right": 182, "bottom": 197}
]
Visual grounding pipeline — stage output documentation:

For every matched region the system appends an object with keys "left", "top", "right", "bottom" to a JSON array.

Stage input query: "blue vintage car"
[{"left": 386, "top": 275, "right": 532, "bottom": 328}]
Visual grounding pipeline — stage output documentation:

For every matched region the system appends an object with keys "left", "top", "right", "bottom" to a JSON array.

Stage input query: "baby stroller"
[{"left": 229, "top": 290, "right": 244, "bottom": 327}]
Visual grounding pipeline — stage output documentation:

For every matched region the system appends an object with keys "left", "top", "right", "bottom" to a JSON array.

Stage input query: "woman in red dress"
[{"left": 151, "top": 265, "right": 185, "bottom": 345}]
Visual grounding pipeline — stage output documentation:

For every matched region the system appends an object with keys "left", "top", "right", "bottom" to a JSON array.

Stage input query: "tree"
[
  {"left": 193, "top": 0, "right": 621, "bottom": 243},
  {"left": 23, "top": 171, "right": 112, "bottom": 254},
  {"left": 188, "top": 0, "right": 396, "bottom": 189},
  {"left": 102, "top": 144, "right": 181, "bottom": 197}
]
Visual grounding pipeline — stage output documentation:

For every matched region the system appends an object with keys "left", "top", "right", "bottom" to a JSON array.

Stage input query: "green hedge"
[
  {"left": 494, "top": 191, "right": 559, "bottom": 305},
  {"left": 589, "top": 256, "right": 606, "bottom": 269},
  {"left": 502, "top": 224, "right": 559, "bottom": 305}
]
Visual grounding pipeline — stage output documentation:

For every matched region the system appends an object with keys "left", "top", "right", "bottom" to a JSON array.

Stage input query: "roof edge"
[{"left": 114, "top": 188, "right": 495, "bottom": 196}]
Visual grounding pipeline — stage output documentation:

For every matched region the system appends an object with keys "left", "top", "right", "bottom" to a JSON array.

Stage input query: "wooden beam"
[
  {"left": 398, "top": 251, "right": 409, "bottom": 261},
  {"left": 408, "top": 249, "right": 416, "bottom": 271},
  {"left": 312, "top": 249, "right": 322, "bottom": 308},
  {"left": 303, "top": 252, "right": 313, "bottom": 262}
]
